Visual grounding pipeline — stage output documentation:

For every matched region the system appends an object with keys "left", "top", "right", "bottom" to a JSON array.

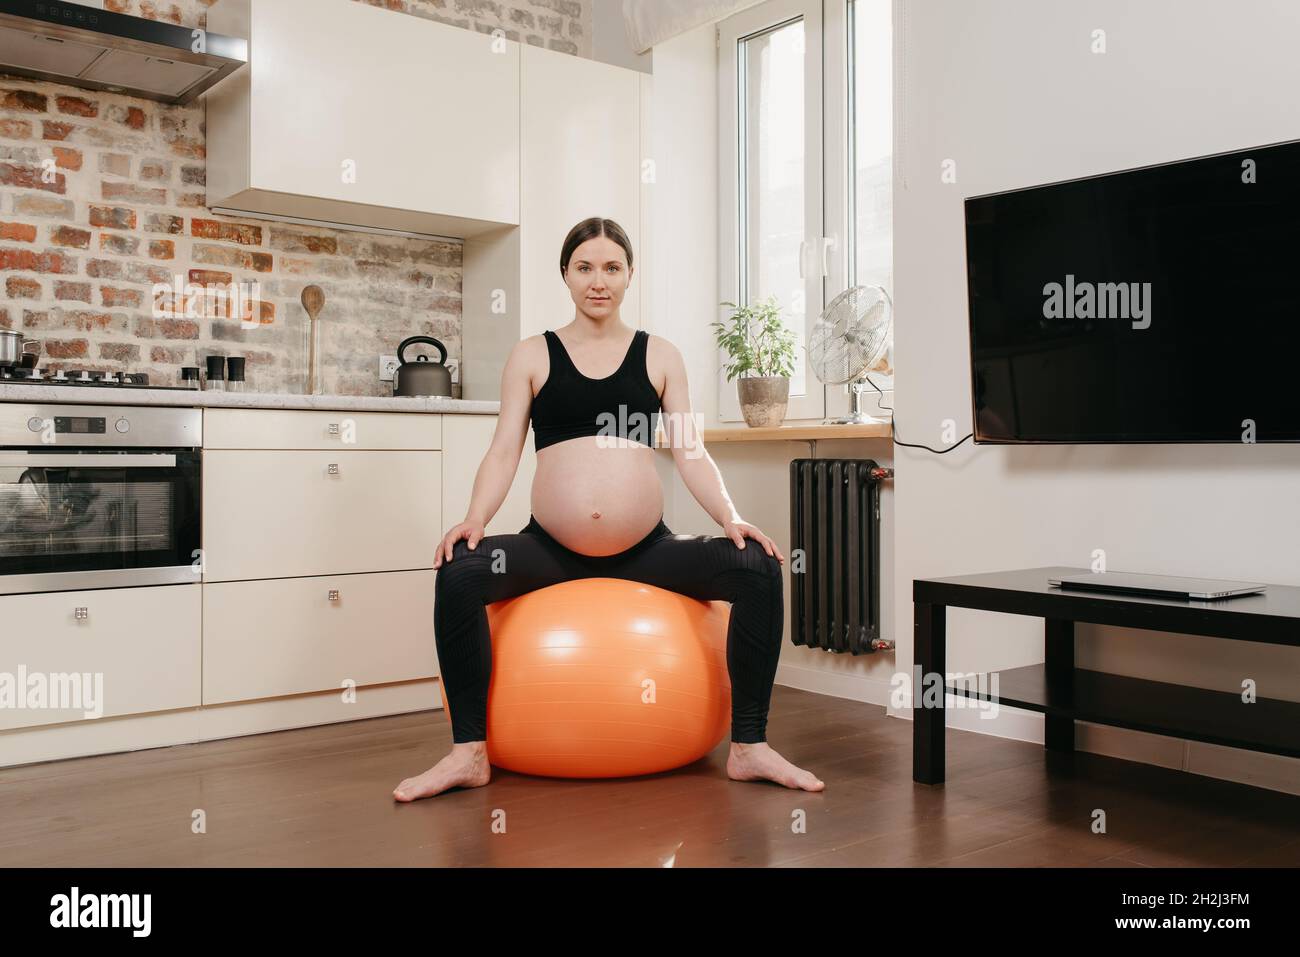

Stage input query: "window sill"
[{"left": 655, "top": 422, "right": 892, "bottom": 446}]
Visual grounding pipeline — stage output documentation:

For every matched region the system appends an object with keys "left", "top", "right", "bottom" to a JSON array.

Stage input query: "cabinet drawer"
[
  {"left": 202, "top": 450, "right": 440, "bottom": 581},
  {"left": 203, "top": 408, "right": 441, "bottom": 450},
  {"left": 203, "top": 570, "right": 436, "bottom": 704},
  {"left": 0, "top": 584, "right": 201, "bottom": 731}
]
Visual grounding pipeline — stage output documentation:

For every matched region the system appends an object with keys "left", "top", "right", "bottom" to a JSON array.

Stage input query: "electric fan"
[{"left": 807, "top": 284, "right": 893, "bottom": 425}]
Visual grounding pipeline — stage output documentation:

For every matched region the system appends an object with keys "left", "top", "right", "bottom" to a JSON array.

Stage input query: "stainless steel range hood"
[{"left": 0, "top": 0, "right": 246, "bottom": 104}]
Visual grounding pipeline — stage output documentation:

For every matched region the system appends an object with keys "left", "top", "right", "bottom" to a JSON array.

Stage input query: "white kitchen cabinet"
[
  {"left": 461, "top": 44, "right": 644, "bottom": 398},
  {"left": 517, "top": 43, "right": 642, "bottom": 338},
  {"left": 0, "top": 584, "right": 201, "bottom": 732},
  {"left": 440, "top": 414, "right": 535, "bottom": 536},
  {"left": 202, "top": 570, "right": 436, "bottom": 704},
  {"left": 203, "top": 408, "right": 441, "bottom": 451},
  {"left": 0, "top": 407, "right": 514, "bottom": 767},
  {"left": 202, "top": 450, "right": 441, "bottom": 581},
  {"left": 206, "top": 0, "right": 519, "bottom": 237}
]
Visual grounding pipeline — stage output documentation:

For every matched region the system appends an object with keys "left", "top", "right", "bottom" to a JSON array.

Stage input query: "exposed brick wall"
[
  {"left": 357, "top": 0, "right": 592, "bottom": 56},
  {"left": 0, "top": 0, "right": 592, "bottom": 394},
  {"left": 105, "top": 0, "right": 591, "bottom": 53}
]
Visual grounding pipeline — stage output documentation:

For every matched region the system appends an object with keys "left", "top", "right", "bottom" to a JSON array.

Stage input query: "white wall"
[{"left": 894, "top": 0, "right": 1300, "bottom": 794}]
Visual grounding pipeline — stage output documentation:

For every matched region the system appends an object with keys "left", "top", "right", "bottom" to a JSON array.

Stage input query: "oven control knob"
[
  {"left": 114, "top": 418, "right": 130, "bottom": 434},
  {"left": 27, "top": 416, "right": 43, "bottom": 432}
]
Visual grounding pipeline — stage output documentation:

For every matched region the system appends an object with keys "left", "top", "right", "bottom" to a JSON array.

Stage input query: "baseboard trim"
[
  {"left": 884, "top": 693, "right": 1300, "bottom": 797},
  {"left": 13, "top": 672, "right": 1295, "bottom": 798},
  {"left": 0, "top": 680, "right": 440, "bottom": 770},
  {"left": 775, "top": 661, "right": 897, "bottom": 706}
]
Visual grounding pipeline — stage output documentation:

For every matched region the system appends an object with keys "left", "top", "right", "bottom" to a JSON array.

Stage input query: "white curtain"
[{"left": 621, "top": 0, "right": 768, "bottom": 54}]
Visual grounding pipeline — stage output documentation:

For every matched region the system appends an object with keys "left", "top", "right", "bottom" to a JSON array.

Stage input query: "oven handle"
[{"left": 0, "top": 453, "right": 177, "bottom": 468}]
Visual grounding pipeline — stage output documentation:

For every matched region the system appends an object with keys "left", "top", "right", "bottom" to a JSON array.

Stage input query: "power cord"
[{"left": 862, "top": 373, "right": 973, "bottom": 455}]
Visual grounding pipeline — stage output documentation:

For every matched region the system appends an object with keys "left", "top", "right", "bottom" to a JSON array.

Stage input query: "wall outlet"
[{"left": 379, "top": 355, "right": 399, "bottom": 382}]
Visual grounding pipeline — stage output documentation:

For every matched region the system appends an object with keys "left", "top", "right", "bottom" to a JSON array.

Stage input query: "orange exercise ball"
[{"left": 439, "top": 577, "right": 732, "bottom": 778}]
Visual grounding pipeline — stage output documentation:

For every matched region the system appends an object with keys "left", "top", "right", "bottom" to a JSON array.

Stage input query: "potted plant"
[{"left": 712, "top": 295, "right": 798, "bottom": 427}]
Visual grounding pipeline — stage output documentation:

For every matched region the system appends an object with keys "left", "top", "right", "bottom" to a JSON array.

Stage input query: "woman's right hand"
[{"left": 434, "top": 520, "right": 486, "bottom": 568}]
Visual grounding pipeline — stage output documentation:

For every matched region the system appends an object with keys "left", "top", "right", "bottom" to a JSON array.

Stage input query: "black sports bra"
[{"left": 530, "top": 329, "right": 662, "bottom": 451}]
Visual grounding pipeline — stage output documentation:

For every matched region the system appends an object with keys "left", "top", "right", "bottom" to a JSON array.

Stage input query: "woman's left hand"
[{"left": 722, "top": 518, "right": 785, "bottom": 565}]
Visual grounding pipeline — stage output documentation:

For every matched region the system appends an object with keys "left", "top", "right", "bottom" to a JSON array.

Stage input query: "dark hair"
[{"left": 560, "top": 217, "right": 634, "bottom": 278}]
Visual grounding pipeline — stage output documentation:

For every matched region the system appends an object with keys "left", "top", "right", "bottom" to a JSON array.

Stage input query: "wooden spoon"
[{"left": 301, "top": 285, "right": 325, "bottom": 394}]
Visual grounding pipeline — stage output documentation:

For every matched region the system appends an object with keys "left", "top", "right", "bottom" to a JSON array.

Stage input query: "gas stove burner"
[
  {"left": 0, "top": 367, "right": 38, "bottom": 380},
  {"left": 0, "top": 368, "right": 193, "bottom": 390}
]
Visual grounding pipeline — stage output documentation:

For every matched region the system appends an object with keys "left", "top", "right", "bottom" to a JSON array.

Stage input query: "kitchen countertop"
[{"left": 0, "top": 382, "right": 501, "bottom": 414}]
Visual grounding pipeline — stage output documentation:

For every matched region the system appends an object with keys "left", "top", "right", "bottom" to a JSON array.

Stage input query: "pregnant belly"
[{"left": 531, "top": 438, "right": 664, "bottom": 556}]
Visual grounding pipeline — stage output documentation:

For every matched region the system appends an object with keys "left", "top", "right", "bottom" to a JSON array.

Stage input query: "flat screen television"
[{"left": 965, "top": 138, "right": 1300, "bottom": 444}]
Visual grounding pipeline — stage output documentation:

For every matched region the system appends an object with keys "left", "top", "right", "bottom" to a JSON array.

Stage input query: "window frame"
[
  {"left": 717, "top": 0, "right": 826, "bottom": 423},
  {"left": 842, "top": 0, "right": 895, "bottom": 400},
  {"left": 718, "top": 0, "right": 895, "bottom": 424}
]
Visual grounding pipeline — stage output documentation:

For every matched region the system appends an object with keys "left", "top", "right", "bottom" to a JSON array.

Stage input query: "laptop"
[{"left": 1047, "top": 571, "right": 1267, "bottom": 600}]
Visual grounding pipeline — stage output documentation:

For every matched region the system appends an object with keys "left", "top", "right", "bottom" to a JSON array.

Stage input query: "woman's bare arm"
[
  {"left": 658, "top": 338, "right": 784, "bottom": 561},
  {"left": 658, "top": 340, "right": 742, "bottom": 527}
]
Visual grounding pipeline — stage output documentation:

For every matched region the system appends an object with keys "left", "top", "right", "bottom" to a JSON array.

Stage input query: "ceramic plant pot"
[{"left": 736, "top": 375, "right": 790, "bottom": 428}]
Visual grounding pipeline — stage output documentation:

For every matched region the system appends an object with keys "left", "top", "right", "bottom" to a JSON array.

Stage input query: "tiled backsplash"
[{"left": 0, "top": 0, "right": 592, "bottom": 395}]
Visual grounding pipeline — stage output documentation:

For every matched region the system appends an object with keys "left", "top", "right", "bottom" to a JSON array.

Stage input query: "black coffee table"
[{"left": 912, "top": 566, "right": 1300, "bottom": 784}]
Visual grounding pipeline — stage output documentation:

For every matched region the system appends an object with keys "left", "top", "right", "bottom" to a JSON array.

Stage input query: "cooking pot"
[
  {"left": 0, "top": 330, "right": 39, "bottom": 369},
  {"left": 393, "top": 335, "right": 453, "bottom": 397}
]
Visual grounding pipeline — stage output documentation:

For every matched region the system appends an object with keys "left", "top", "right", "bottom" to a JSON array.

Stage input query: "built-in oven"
[{"left": 0, "top": 403, "right": 201, "bottom": 595}]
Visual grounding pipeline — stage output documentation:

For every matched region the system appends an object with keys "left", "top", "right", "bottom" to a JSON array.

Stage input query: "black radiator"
[{"left": 789, "top": 458, "right": 885, "bottom": 655}]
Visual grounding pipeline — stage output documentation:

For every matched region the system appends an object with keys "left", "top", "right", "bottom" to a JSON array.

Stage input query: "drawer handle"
[
  {"left": 327, "top": 463, "right": 339, "bottom": 475},
  {"left": 328, "top": 589, "right": 341, "bottom": 601},
  {"left": 74, "top": 606, "right": 89, "bottom": 620}
]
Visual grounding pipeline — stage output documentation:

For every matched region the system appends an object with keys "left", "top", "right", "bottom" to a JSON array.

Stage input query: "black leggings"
[{"left": 434, "top": 514, "right": 784, "bottom": 745}]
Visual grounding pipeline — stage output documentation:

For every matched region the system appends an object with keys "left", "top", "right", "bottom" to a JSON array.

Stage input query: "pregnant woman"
[{"left": 394, "top": 217, "right": 824, "bottom": 801}]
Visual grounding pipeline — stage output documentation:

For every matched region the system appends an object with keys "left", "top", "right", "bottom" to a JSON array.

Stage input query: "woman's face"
[{"left": 564, "top": 235, "right": 633, "bottom": 321}]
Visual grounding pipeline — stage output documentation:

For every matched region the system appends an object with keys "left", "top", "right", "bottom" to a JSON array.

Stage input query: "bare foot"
[
  {"left": 393, "top": 742, "right": 491, "bottom": 802},
  {"left": 726, "top": 741, "right": 825, "bottom": 791}
]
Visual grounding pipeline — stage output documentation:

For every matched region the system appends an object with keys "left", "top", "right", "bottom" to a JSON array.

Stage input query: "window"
[
  {"left": 741, "top": 18, "right": 806, "bottom": 394},
  {"left": 719, "top": 0, "right": 893, "bottom": 421},
  {"left": 848, "top": 0, "right": 892, "bottom": 299},
  {"left": 718, "top": 0, "right": 824, "bottom": 422}
]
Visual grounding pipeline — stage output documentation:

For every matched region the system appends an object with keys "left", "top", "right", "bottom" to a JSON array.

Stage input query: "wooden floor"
[{"left": 2, "top": 686, "right": 1298, "bottom": 867}]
